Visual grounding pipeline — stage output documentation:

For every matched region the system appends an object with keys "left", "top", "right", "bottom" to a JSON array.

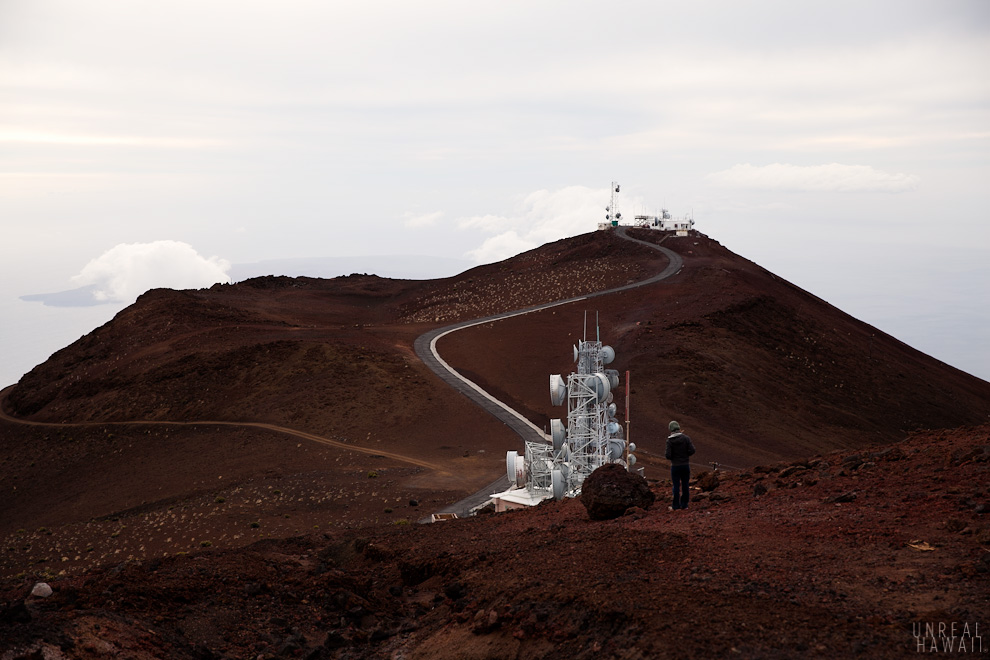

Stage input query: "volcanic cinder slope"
[{"left": 2, "top": 229, "right": 989, "bottom": 659}]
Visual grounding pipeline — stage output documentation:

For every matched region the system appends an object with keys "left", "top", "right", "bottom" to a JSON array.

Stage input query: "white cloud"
[
  {"left": 402, "top": 210, "right": 443, "bottom": 228},
  {"left": 70, "top": 240, "right": 231, "bottom": 303},
  {"left": 707, "top": 163, "right": 920, "bottom": 193},
  {"left": 465, "top": 231, "right": 536, "bottom": 265},
  {"left": 462, "top": 186, "right": 630, "bottom": 264}
]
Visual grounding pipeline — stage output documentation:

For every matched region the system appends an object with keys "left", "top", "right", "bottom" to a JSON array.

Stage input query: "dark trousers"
[{"left": 671, "top": 464, "right": 691, "bottom": 510}]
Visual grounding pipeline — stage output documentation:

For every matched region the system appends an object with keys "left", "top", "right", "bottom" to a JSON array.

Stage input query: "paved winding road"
[{"left": 415, "top": 227, "right": 683, "bottom": 517}]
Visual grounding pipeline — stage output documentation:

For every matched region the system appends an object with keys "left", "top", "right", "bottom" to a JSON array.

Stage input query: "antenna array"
[{"left": 503, "top": 323, "right": 634, "bottom": 502}]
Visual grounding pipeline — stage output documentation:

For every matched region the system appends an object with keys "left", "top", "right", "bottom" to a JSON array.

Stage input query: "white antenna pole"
[
  {"left": 583, "top": 310, "right": 587, "bottom": 342},
  {"left": 596, "top": 311, "right": 600, "bottom": 342}
]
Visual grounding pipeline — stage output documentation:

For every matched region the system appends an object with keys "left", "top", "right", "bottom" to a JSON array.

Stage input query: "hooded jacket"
[{"left": 665, "top": 432, "right": 696, "bottom": 466}]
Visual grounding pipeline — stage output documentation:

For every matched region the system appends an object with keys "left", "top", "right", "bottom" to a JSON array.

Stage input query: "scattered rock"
[
  {"left": 580, "top": 463, "right": 655, "bottom": 520},
  {"left": 872, "top": 447, "right": 905, "bottom": 462},
  {"left": 30, "top": 582, "right": 53, "bottom": 598},
  {"left": 778, "top": 465, "right": 807, "bottom": 478},
  {"left": 841, "top": 455, "right": 863, "bottom": 470},
  {"left": 471, "top": 608, "right": 501, "bottom": 634},
  {"left": 945, "top": 518, "right": 966, "bottom": 533},
  {"left": 826, "top": 491, "right": 857, "bottom": 504},
  {"left": 753, "top": 483, "right": 768, "bottom": 497},
  {"left": 696, "top": 470, "right": 720, "bottom": 492}
]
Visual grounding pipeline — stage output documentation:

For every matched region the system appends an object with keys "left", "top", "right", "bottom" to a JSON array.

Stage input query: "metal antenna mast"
[{"left": 605, "top": 181, "right": 621, "bottom": 226}]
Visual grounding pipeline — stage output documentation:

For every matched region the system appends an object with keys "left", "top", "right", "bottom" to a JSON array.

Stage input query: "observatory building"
[
  {"left": 491, "top": 323, "right": 636, "bottom": 512},
  {"left": 597, "top": 181, "right": 695, "bottom": 236}
]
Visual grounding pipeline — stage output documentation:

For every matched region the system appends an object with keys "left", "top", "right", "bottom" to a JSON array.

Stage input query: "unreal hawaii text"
[{"left": 914, "top": 621, "right": 983, "bottom": 654}]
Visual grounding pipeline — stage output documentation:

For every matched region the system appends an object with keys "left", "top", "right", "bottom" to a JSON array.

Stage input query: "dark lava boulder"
[
  {"left": 697, "top": 470, "right": 720, "bottom": 492},
  {"left": 581, "top": 463, "right": 655, "bottom": 520}
]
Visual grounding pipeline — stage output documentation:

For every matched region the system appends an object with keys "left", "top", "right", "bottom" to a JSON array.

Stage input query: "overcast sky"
[{"left": 1, "top": 0, "right": 989, "bottom": 385}]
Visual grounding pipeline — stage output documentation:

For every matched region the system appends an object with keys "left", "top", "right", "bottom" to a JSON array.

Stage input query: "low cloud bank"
[
  {"left": 462, "top": 186, "right": 617, "bottom": 264},
  {"left": 708, "top": 163, "right": 919, "bottom": 193},
  {"left": 69, "top": 241, "right": 231, "bottom": 303}
]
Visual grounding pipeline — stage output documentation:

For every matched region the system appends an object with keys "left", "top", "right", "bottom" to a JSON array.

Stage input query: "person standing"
[{"left": 665, "top": 421, "right": 696, "bottom": 510}]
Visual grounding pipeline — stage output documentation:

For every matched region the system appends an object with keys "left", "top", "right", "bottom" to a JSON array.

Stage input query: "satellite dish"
[
  {"left": 628, "top": 442, "right": 636, "bottom": 453},
  {"left": 601, "top": 346, "right": 615, "bottom": 364},
  {"left": 552, "top": 469, "right": 566, "bottom": 500},
  {"left": 605, "top": 369, "right": 620, "bottom": 389},
  {"left": 607, "top": 403, "right": 617, "bottom": 417},
  {"left": 550, "top": 419, "right": 566, "bottom": 451},
  {"left": 605, "top": 391, "right": 614, "bottom": 405},
  {"left": 593, "top": 373, "right": 611, "bottom": 403},
  {"left": 628, "top": 454, "right": 637, "bottom": 466},
  {"left": 608, "top": 438, "right": 625, "bottom": 461},
  {"left": 555, "top": 444, "right": 570, "bottom": 462},
  {"left": 549, "top": 374, "right": 566, "bottom": 406},
  {"left": 506, "top": 451, "right": 519, "bottom": 486},
  {"left": 606, "top": 421, "right": 622, "bottom": 435},
  {"left": 573, "top": 344, "right": 578, "bottom": 363}
]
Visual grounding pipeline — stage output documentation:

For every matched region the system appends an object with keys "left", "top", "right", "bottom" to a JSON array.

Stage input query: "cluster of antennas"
[
  {"left": 505, "top": 334, "right": 636, "bottom": 501},
  {"left": 605, "top": 181, "right": 621, "bottom": 223}
]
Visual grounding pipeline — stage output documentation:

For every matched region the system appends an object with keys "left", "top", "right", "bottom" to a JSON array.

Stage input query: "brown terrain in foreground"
[{"left": 1, "top": 229, "right": 989, "bottom": 658}]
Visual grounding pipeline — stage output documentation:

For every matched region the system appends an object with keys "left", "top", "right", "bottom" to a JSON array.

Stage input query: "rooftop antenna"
[
  {"left": 583, "top": 310, "right": 587, "bottom": 342},
  {"left": 596, "top": 311, "right": 600, "bottom": 342}
]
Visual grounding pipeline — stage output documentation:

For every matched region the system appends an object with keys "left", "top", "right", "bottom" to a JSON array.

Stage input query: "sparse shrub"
[
  {"left": 273, "top": 490, "right": 282, "bottom": 495},
  {"left": 249, "top": 522, "right": 260, "bottom": 529},
  {"left": 368, "top": 471, "right": 378, "bottom": 479},
  {"left": 214, "top": 497, "right": 226, "bottom": 504},
  {"left": 110, "top": 531, "right": 120, "bottom": 538},
  {"left": 384, "top": 508, "right": 393, "bottom": 514},
  {"left": 200, "top": 541, "right": 212, "bottom": 548},
  {"left": 394, "top": 519, "right": 410, "bottom": 526}
]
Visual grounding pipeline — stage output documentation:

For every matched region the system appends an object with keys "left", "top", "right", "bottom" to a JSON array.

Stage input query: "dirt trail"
[{"left": 0, "top": 385, "right": 438, "bottom": 472}]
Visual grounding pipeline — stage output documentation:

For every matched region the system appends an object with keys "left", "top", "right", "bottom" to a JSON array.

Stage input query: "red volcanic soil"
[
  {"left": 2, "top": 228, "right": 990, "bottom": 658},
  {"left": 2, "top": 426, "right": 988, "bottom": 658}
]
